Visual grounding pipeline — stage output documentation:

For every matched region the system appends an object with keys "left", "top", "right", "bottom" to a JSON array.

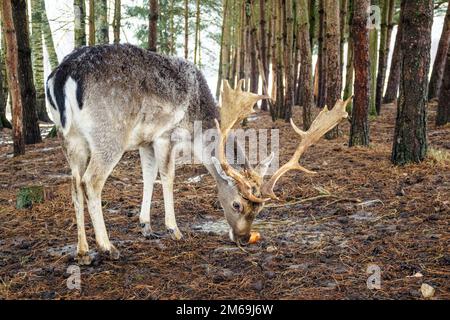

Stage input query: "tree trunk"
[
  {"left": 0, "top": 28, "right": 13, "bottom": 130},
  {"left": 248, "top": 0, "right": 259, "bottom": 96},
  {"left": 284, "top": 0, "right": 295, "bottom": 121},
  {"left": 343, "top": 0, "right": 354, "bottom": 106},
  {"left": 31, "top": 0, "right": 51, "bottom": 123},
  {"left": 95, "top": 0, "right": 108, "bottom": 44},
  {"left": 391, "top": 0, "right": 432, "bottom": 165},
  {"left": 41, "top": 0, "right": 58, "bottom": 69},
  {"left": 88, "top": 0, "right": 95, "bottom": 46},
  {"left": 216, "top": 0, "right": 229, "bottom": 99},
  {"left": 194, "top": 0, "right": 201, "bottom": 63},
  {"left": 2, "top": 0, "right": 25, "bottom": 155},
  {"left": 428, "top": 4, "right": 450, "bottom": 100},
  {"left": 184, "top": 0, "right": 189, "bottom": 59},
  {"left": 275, "top": 0, "right": 284, "bottom": 120},
  {"left": 74, "top": 0, "right": 86, "bottom": 47},
  {"left": 324, "top": 0, "right": 341, "bottom": 139},
  {"left": 369, "top": 27, "right": 378, "bottom": 116},
  {"left": 349, "top": 0, "right": 370, "bottom": 147},
  {"left": 383, "top": 0, "right": 404, "bottom": 104},
  {"left": 112, "top": 0, "right": 121, "bottom": 44},
  {"left": 436, "top": 49, "right": 450, "bottom": 126},
  {"left": 339, "top": 0, "right": 348, "bottom": 87},
  {"left": 12, "top": 0, "right": 42, "bottom": 144},
  {"left": 309, "top": 0, "right": 316, "bottom": 49},
  {"left": 317, "top": 0, "right": 327, "bottom": 108},
  {"left": 260, "top": 0, "right": 268, "bottom": 111},
  {"left": 297, "top": 0, "right": 313, "bottom": 130},
  {"left": 375, "top": 0, "right": 394, "bottom": 115}
]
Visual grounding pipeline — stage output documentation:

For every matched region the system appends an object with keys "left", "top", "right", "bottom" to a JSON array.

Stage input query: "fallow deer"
[{"left": 46, "top": 44, "right": 349, "bottom": 265}]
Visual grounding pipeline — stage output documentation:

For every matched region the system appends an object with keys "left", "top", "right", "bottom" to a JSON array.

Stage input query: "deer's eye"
[{"left": 232, "top": 201, "right": 242, "bottom": 212}]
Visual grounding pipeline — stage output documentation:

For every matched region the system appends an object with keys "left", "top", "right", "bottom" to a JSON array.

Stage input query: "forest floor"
[{"left": 0, "top": 102, "right": 449, "bottom": 300}]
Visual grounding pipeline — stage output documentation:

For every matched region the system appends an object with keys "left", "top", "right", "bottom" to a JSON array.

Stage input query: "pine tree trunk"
[
  {"left": 275, "top": 0, "right": 284, "bottom": 120},
  {"left": 0, "top": 30, "right": 13, "bottom": 130},
  {"left": 248, "top": 0, "right": 259, "bottom": 95},
  {"left": 216, "top": 0, "right": 229, "bottom": 99},
  {"left": 343, "top": 0, "right": 354, "bottom": 105},
  {"left": 88, "top": 0, "right": 95, "bottom": 46},
  {"left": 317, "top": 0, "right": 327, "bottom": 108},
  {"left": 194, "top": 0, "right": 201, "bottom": 63},
  {"left": 349, "top": 0, "right": 370, "bottom": 147},
  {"left": 41, "top": 0, "right": 58, "bottom": 69},
  {"left": 324, "top": 0, "right": 341, "bottom": 139},
  {"left": 184, "top": 0, "right": 189, "bottom": 59},
  {"left": 309, "top": 0, "right": 316, "bottom": 49},
  {"left": 297, "top": 0, "right": 313, "bottom": 130},
  {"left": 383, "top": 0, "right": 404, "bottom": 104},
  {"left": 95, "top": 0, "right": 108, "bottom": 44},
  {"left": 74, "top": 0, "right": 86, "bottom": 47},
  {"left": 339, "top": 0, "right": 348, "bottom": 86},
  {"left": 112, "top": 0, "right": 121, "bottom": 44},
  {"left": 391, "top": 0, "right": 432, "bottom": 165},
  {"left": 2, "top": 0, "right": 25, "bottom": 155},
  {"left": 375, "top": 0, "right": 394, "bottom": 115},
  {"left": 31, "top": 0, "right": 51, "bottom": 123},
  {"left": 283, "top": 0, "right": 295, "bottom": 121},
  {"left": 12, "top": 0, "right": 42, "bottom": 145},
  {"left": 428, "top": 4, "right": 450, "bottom": 100},
  {"left": 436, "top": 49, "right": 450, "bottom": 126},
  {"left": 369, "top": 27, "right": 378, "bottom": 116},
  {"left": 260, "top": 0, "right": 268, "bottom": 111}
]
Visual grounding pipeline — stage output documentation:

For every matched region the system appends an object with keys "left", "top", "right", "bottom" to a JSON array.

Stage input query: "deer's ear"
[
  {"left": 255, "top": 152, "right": 274, "bottom": 177},
  {"left": 211, "top": 157, "right": 234, "bottom": 186}
]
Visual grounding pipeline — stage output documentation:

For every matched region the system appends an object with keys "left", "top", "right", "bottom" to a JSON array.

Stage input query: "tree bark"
[
  {"left": 297, "top": 0, "right": 313, "bottom": 130},
  {"left": 349, "top": 0, "right": 370, "bottom": 147},
  {"left": 184, "top": 0, "right": 189, "bottom": 59},
  {"left": 317, "top": 0, "right": 327, "bottom": 108},
  {"left": 216, "top": 0, "right": 229, "bottom": 99},
  {"left": 194, "top": 0, "right": 201, "bottom": 63},
  {"left": 0, "top": 26, "right": 13, "bottom": 129},
  {"left": 41, "top": 0, "right": 58, "bottom": 69},
  {"left": 283, "top": 0, "right": 295, "bottom": 121},
  {"left": 339, "top": 0, "right": 348, "bottom": 87},
  {"left": 112, "top": 0, "right": 121, "bottom": 44},
  {"left": 436, "top": 48, "right": 450, "bottom": 126},
  {"left": 12, "top": 0, "right": 42, "bottom": 144},
  {"left": 324, "top": 0, "right": 341, "bottom": 139},
  {"left": 368, "top": 27, "right": 378, "bottom": 116},
  {"left": 428, "top": 4, "right": 450, "bottom": 100},
  {"left": 383, "top": 0, "right": 405, "bottom": 104},
  {"left": 343, "top": 0, "right": 354, "bottom": 105},
  {"left": 31, "top": 0, "right": 51, "bottom": 123},
  {"left": 95, "top": 0, "right": 108, "bottom": 44},
  {"left": 248, "top": 0, "right": 259, "bottom": 96},
  {"left": 2, "top": 0, "right": 25, "bottom": 155},
  {"left": 392, "top": 0, "right": 432, "bottom": 165},
  {"left": 375, "top": 0, "right": 394, "bottom": 115},
  {"left": 74, "top": 0, "right": 86, "bottom": 47},
  {"left": 260, "top": 0, "right": 268, "bottom": 111},
  {"left": 88, "top": 0, "right": 95, "bottom": 46}
]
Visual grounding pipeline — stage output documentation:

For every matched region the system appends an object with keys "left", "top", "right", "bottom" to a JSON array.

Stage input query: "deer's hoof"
[
  {"left": 100, "top": 245, "right": 120, "bottom": 260},
  {"left": 76, "top": 252, "right": 92, "bottom": 265},
  {"left": 167, "top": 227, "right": 183, "bottom": 240},
  {"left": 141, "top": 223, "right": 162, "bottom": 239}
]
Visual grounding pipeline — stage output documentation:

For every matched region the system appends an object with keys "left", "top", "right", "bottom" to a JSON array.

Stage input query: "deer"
[{"left": 46, "top": 44, "right": 350, "bottom": 265}]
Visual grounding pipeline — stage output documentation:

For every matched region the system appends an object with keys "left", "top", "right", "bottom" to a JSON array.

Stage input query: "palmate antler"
[
  {"left": 215, "top": 79, "right": 270, "bottom": 203},
  {"left": 216, "top": 79, "right": 351, "bottom": 203},
  {"left": 260, "top": 97, "right": 351, "bottom": 199}
]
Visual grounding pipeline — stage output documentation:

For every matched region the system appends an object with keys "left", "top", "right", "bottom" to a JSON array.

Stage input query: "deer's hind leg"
[
  {"left": 138, "top": 145, "right": 160, "bottom": 238},
  {"left": 62, "top": 134, "right": 91, "bottom": 265},
  {"left": 81, "top": 149, "right": 123, "bottom": 260}
]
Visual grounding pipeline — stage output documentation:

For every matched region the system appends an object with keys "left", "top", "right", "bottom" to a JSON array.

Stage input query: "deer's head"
[{"left": 212, "top": 79, "right": 351, "bottom": 245}]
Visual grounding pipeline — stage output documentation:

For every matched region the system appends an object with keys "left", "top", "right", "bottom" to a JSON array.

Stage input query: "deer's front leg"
[
  {"left": 154, "top": 138, "right": 183, "bottom": 240},
  {"left": 138, "top": 146, "right": 160, "bottom": 238}
]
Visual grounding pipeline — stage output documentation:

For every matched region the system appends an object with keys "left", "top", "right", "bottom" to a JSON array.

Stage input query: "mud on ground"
[{"left": 0, "top": 103, "right": 448, "bottom": 299}]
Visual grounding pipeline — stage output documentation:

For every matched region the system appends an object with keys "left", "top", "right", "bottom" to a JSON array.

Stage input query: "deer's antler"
[
  {"left": 215, "top": 79, "right": 270, "bottom": 203},
  {"left": 260, "top": 97, "right": 351, "bottom": 200}
]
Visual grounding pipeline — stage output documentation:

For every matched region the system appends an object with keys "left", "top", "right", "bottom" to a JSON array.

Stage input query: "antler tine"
[
  {"left": 215, "top": 79, "right": 270, "bottom": 203},
  {"left": 261, "top": 97, "right": 352, "bottom": 200}
]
